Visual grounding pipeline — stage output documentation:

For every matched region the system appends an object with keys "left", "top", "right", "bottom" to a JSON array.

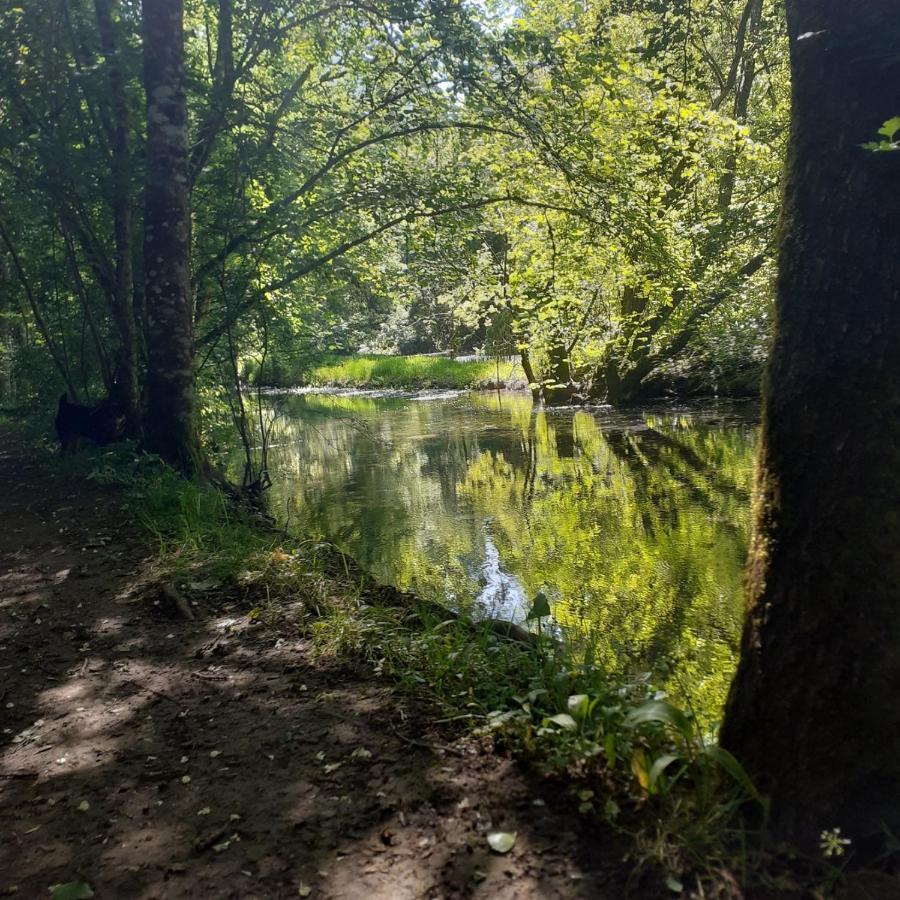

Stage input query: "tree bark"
[
  {"left": 95, "top": 0, "right": 140, "bottom": 431},
  {"left": 518, "top": 347, "right": 540, "bottom": 403},
  {"left": 720, "top": 0, "right": 900, "bottom": 852},
  {"left": 141, "top": 0, "right": 201, "bottom": 472}
]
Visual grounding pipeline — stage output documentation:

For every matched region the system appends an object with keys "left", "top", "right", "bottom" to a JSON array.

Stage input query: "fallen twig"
[{"left": 389, "top": 721, "right": 467, "bottom": 758}]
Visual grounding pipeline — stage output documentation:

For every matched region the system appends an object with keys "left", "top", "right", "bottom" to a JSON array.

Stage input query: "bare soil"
[{"left": 0, "top": 433, "right": 637, "bottom": 899}]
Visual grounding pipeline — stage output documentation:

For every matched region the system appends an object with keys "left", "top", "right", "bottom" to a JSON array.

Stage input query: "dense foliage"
[{"left": 0, "top": 0, "right": 788, "bottom": 435}]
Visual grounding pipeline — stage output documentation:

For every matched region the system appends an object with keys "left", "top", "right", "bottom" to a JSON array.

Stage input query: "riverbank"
[
  {"left": 0, "top": 425, "right": 871, "bottom": 898},
  {"left": 0, "top": 428, "right": 634, "bottom": 899},
  {"left": 243, "top": 353, "right": 528, "bottom": 391}
]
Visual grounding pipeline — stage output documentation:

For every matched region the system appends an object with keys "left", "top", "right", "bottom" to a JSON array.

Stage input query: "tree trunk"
[
  {"left": 720, "top": 0, "right": 900, "bottom": 852},
  {"left": 541, "top": 343, "right": 576, "bottom": 405},
  {"left": 519, "top": 348, "right": 540, "bottom": 403},
  {"left": 95, "top": 0, "right": 140, "bottom": 432},
  {"left": 141, "top": 0, "right": 201, "bottom": 472}
]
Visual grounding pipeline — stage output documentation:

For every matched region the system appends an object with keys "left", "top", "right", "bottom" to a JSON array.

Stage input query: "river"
[{"left": 250, "top": 389, "right": 758, "bottom": 722}]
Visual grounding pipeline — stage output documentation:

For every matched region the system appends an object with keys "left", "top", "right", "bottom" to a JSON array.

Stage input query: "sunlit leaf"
[
  {"left": 877, "top": 116, "right": 900, "bottom": 140},
  {"left": 487, "top": 831, "right": 517, "bottom": 854},
  {"left": 648, "top": 753, "right": 681, "bottom": 791},
  {"left": 547, "top": 713, "right": 578, "bottom": 731},
  {"left": 624, "top": 700, "right": 693, "bottom": 740},
  {"left": 631, "top": 750, "right": 649, "bottom": 790}
]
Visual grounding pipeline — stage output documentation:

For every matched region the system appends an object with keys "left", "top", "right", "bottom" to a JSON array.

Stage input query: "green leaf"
[
  {"left": 702, "top": 745, "right": 766, "bottom": 807},
  {"left": 487, "top": 831, "right": 517, "bottom": 853},
  {"left": 547, "top": 713, "right": 578, "bottom": 731},
  {"left": 525, "top": 591, "right": 551, "bottom": 621},
  {"left": 50, "top": 884, "right": 94, "bottom": 900},
  {"left": 665, "top": 875, "right": 684, "bottom": 893},
  {"left": 604, "top": 733, "right": 616, "bottom": 767},
  {"left": 567, "top": 694, "right": 590, "bottom": 719},
  {"left": 877, "top": 116, "right": 900, "bottom": 140},
  {"left": 648, "top": 753, "right": 681, "bottom": 791},
  {"left": 624, "top": 700, "right": 694, "bottom": 740}
]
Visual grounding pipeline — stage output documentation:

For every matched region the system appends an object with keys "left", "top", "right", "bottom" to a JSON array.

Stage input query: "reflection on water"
[
  {"left": 477, "top": 534, "right": 528, "bottom": 624},
  {"left": 247, "top": 391, "right": 758, "bottom": 722}
]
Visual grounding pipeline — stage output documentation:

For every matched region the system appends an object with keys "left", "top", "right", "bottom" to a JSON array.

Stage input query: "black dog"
[{"left": 55, "top": 393, "right": 126, "bottom": 454}]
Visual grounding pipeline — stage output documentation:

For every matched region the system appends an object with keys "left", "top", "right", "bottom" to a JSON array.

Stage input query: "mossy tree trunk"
[
  {"left": 141, "top": 0, "right": 202, "bottom": 473},
  {"left": 720, "top": 0, "right": 900, "bottom": 851}
]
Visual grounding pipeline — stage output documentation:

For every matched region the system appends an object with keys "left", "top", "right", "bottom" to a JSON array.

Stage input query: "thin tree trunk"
[
  {"left": 95, "top": 0, "right": 139, "bottom": 430},
  {"left": 541, "top": 342, "right": 575, "bottom": 404},
  {"left": 720, "top": 0, "right": 900, "bottom": 851},
  {"left": 0, "top": 215, "right": 79, "bottom": 399},
  {"left": 717, "top": 0, "right": 763, "bottom": 215},
  {"left": 518, "top": 348, "right": 540, "bottom": 403},
  {"left": 60, "top": 217, "right": 113, "bottom": 392},
  {"left": 141, "top": 0, "right": 201, "bottom": 472}
]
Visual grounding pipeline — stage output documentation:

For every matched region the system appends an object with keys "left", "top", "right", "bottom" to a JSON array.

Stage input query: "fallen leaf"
[
  {"left": 212, "top": 833, "right": 239, "bottom": 853},
  {"left": 487, "top": 831, "right": 517, "bottom": 854},
  {"left": 76, "top": 801, "right": 90, "bottom": 813}
]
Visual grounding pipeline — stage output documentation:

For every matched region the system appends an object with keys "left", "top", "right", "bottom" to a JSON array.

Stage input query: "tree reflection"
[{"left": 237, "top": 392, "right": 757, "bottom": 725}]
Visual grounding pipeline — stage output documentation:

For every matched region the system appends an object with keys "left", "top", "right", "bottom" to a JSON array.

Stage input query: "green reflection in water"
[{"left": 246, "top": 390, "right": 757, "bottom": 725}]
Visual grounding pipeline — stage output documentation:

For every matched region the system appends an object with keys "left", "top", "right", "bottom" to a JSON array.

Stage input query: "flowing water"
[{"left": 251, "top": 390, "right": 758, "bottom": 721}]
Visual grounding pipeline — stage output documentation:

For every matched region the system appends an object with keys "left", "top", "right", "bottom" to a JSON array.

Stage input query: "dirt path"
[{"left": 0, "top": 434, "right": 633, "bottom": 899}]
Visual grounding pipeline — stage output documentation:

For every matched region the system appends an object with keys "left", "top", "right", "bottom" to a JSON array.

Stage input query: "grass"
[{"left": 243, "top": 352, "right": 527, "bottom": 391}]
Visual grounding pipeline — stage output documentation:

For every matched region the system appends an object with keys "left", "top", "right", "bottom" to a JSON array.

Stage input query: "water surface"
[{"left": 255, "top": 391, "right": 758, "bottom": 720}]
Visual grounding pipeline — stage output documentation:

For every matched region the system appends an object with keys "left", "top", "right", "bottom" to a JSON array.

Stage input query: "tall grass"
[{"left": 244, "top": 352, "right": 526, "bottom": 391}]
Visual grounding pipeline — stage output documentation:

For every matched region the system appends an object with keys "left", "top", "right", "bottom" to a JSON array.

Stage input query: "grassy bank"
[{"left": 243, "top": 352, "right": 527, "bottom": 391}]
